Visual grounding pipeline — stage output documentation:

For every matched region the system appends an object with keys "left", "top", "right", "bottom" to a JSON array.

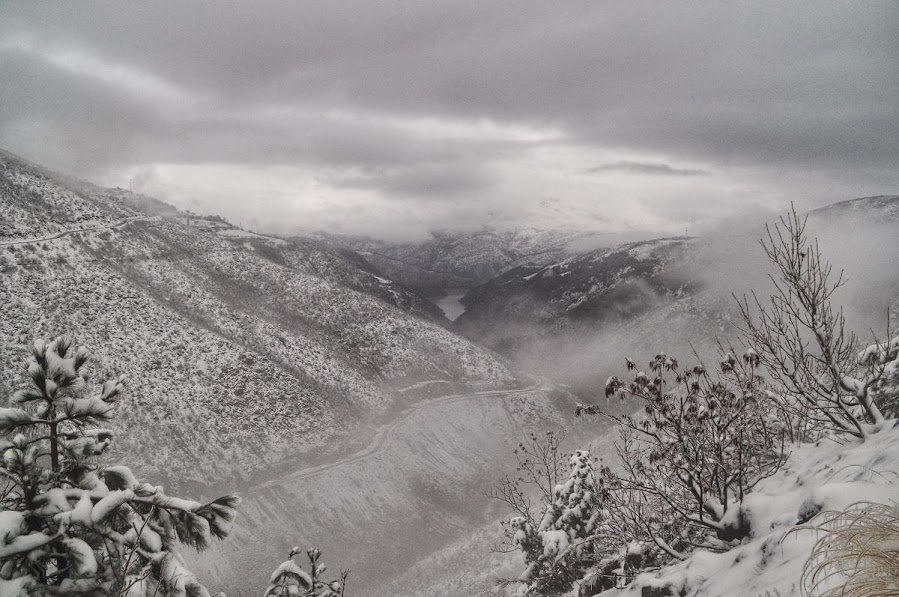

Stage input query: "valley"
[
  {"left": 1, "top": 6, "right": 895, "bottom": 596},
  {"left": 0, "top": 149, "right": 582, "bottom": 596},
  {"left": 0, "top": 148, "right": 897, "bottom": 596},
  {"left": 190, "top": 382, "right": 578, "bottom": 596}
]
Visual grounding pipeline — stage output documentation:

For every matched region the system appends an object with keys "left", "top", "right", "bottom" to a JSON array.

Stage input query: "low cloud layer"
[
  {"left": 0, "top": 2, "right": 896, "bottom": 240},
  {"left": 583, "top": 161, "right": 710, "bottom": 177}
]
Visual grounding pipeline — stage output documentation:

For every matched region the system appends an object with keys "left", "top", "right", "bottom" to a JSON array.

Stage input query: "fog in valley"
[
  {"left": 0, "top": 3, "right": 897, "bottom": 597},
  {"left": 509, "top": 215, "right": 899, "bottom": 399}
]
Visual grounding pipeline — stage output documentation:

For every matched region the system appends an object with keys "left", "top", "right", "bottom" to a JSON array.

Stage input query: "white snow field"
[{"left": 595, "top": 425, "right": 899, "bottom": 597}]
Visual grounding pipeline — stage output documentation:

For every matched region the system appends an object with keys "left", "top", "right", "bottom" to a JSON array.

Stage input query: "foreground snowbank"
[{"left": 597, "top": 424, "right": 899, "bottom": 597}]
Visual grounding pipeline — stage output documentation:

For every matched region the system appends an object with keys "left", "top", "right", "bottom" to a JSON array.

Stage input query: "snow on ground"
[
  {"left": 626, "top": 238, "right": 683, "bottom": 261},
  {"left": 216, "top": 228, "right": 286, "bottom": 244},
  {"left": 598, "top": 425, "right": 899, "bottom": 597},
  {"left": 397, "top": 379, "right": 453, "bottom": 393}
]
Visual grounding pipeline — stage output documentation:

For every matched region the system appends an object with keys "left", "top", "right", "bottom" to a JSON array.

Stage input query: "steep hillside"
[
  {"left": 0, "top": 148, "right": 147, "bottom": 238},
  {"left": 453, "top": 198, "right": 899, "bottom": 397},
  {"left": 454, "top": 237, "right": 699, "bottom": 357},
  {"left": 0, "top": 150, "right": 515, "bottom": 489},
  {"left": 591, "top": 426, "right": 899, "bottom": 597},
  {"left": 809, "top": 194, "right": 899, "bottom": 223},
  {"left": 315, "top": 228, "right": 608, "bottom": 294},
  {"left": 0, "top": 148, "right": 588, "bottom": 597},
  {"left": 190, "top": 382, "right": 577, "bottom": 596}
]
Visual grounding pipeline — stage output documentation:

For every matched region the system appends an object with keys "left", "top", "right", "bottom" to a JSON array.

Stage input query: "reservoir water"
[{"left": 432, "top": 287, "right": 469, "bottom": 321}]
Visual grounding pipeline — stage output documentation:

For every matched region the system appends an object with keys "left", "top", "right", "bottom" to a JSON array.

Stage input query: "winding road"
[
  {"left": 253, "top": 383, "right": 542, "bottom": 493},
  {"left": 0, "top": 215, "right": 155, "bottom": 246}
]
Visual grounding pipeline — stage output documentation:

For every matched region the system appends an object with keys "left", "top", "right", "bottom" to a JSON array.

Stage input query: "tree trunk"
[{"left": 49, "top": 421, "right": 59, "bottom": 472}]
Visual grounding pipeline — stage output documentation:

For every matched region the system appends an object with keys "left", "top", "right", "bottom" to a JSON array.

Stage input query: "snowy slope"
[
  {"left": 456, "top": 237, "right": 698, "bottom": 338},
  {"left": 0, "top": 149, "right": 515, "bottom": 489},
  {"left": 451, "top": 237, "right": 701, "bottom": 395},
  {"left": 592, "top": 426, "right": 899, "bottom": 597},
  {"left": 0, "top": 149, "right": 142, "bottom": 238},
  {"left": 0, "top": 148, "right": 589, "bottom": 597},
  {"left": 189, "top": 383, "right": 577, "bottom": 596},
  {"left": 809, "top": 194, "right": 899, "bottom": 224}
]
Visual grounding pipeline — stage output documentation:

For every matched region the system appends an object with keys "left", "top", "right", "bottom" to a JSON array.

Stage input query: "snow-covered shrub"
[
  {"left": 737, "top": 207, "right": 894, "bottom": 438},
  {"left": 593, "top": 428, "right": 899, "bottom": 597},
  {"left": 487, "top": 431, "right": 570, "bottom": 556},
  {"left": 0, "top": 336, "right": 239, "bottom": 596},
  {"left": 493, "top": 449, "right": 603, "bottom": 596},
  {"left": 578, "top": 350, "right": 787, "bottom": 551},
  {"left": 264, "top": 547, "right": 347, "bottom": 597},
  {"left": 869, "top": 338, "right": 899, "bottom": 419}
]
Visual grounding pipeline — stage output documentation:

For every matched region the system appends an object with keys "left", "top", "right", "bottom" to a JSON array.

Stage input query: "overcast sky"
[{"left": 1, "top": 2, "right": 896, "bottom": 241}]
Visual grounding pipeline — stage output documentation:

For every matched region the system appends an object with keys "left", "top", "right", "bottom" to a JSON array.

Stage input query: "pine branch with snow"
[
  {"left": 502, "top": 449, "right": 603, "bottom": 596},
  {"left": 264, "top": 547, "right": 348, "bottom": 597},
  {"left": 0, "top": 336, "right": 240, "bottom": 595}
]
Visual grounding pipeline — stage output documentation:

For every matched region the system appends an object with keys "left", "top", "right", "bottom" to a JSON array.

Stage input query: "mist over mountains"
[
  {"left": 1, "top": 3, "right": 897, "bottom": 595},
  {"left": 1, "top": 145, "right": 897, "bottom": 596},
  {"left": 314, "top": 228, "right": 612, "bottom": 294},
  {"left": 316, "top": 198, "right": 899, "bottom": 399},
  {"left": 0, "top": 148, "right": 585, "bottom": 594}
]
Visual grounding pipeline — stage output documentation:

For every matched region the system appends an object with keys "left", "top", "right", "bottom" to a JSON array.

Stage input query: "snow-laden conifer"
[
  {"left": 0, "top": 336, "right": 240, "bottom": 595},
  {"left": 509, "top": 450, "right": 602, "bottom": 595},
  {"left": 264, "top": 546, "right": 347, "bottom": 597}
]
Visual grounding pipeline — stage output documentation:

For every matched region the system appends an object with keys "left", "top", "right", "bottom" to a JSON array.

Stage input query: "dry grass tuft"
[{"left": 797, "top": 501, "right": 899, "bottom": 597}]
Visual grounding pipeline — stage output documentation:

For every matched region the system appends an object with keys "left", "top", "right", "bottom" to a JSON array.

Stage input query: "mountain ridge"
[
  {"left": 0, "top": 148, "right": 522, "bottom": 490},
  {"left": 0, "top": 147, "right": 583, "bottom": 596},
  {"left": 313, "top": 227, "right": 613, "bottom": 294},
  {"left": 3, "top": 146, "right": 897, "bottom": 595}
]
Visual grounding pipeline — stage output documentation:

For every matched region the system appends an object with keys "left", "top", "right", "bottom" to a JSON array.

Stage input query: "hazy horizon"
[
  {"left": 1, "top": 2, "right": 897, "bottom": 242},
  {"left": 1, "top": 6, "right": 898, "bottom": 593}
]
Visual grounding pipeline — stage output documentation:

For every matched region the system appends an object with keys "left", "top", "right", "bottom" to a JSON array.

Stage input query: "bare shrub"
[
  {"left": 737, "top": 206, "right": 894, "bottom": 438},
  {"left": 578, "top": 350, "right": 787, "bottom": 546},
  {"left": 486, "top": 430, "right": 569, "bottom": 555}
]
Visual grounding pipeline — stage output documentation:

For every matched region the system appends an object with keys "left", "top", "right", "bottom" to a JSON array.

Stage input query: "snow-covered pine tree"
[
  {"left": 511, "top": 450, "right": 601, "bottom": 596},
  {"left": 0, "top": 336, "right": 240, "bottom": 596},
  {"left": 264, "top": 547, "right": 347, "bottom": 596}
]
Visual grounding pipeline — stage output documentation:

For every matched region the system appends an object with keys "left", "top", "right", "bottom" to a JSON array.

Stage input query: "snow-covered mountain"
[
  {"left": 1, "top": 149, "right": 517, "bottom": 488},
  {"left": 0, "top": 149, "right": 584, "bottom": 595},
  {"left": 456, "top": 237, "right": 698, "bottom": 339},
  {"left": 809, "top": 194, "right": 899, "bottom": 223},
  {"left": 314, "top": 228, "right": 610, "bottom": 294},
  {"left": 449, "top": 237, "right": 700, "bottom": 394},
  {"left": 452, "top": 196, "right": 899, "bottom": 397}
]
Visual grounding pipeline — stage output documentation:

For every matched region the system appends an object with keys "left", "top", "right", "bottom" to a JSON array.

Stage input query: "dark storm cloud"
[
  {"left": 0, "top": 1, "right": 896, "bottom": 233},
  {"left": 584, "top": 162, "right": 709, "bottom": 177}
]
